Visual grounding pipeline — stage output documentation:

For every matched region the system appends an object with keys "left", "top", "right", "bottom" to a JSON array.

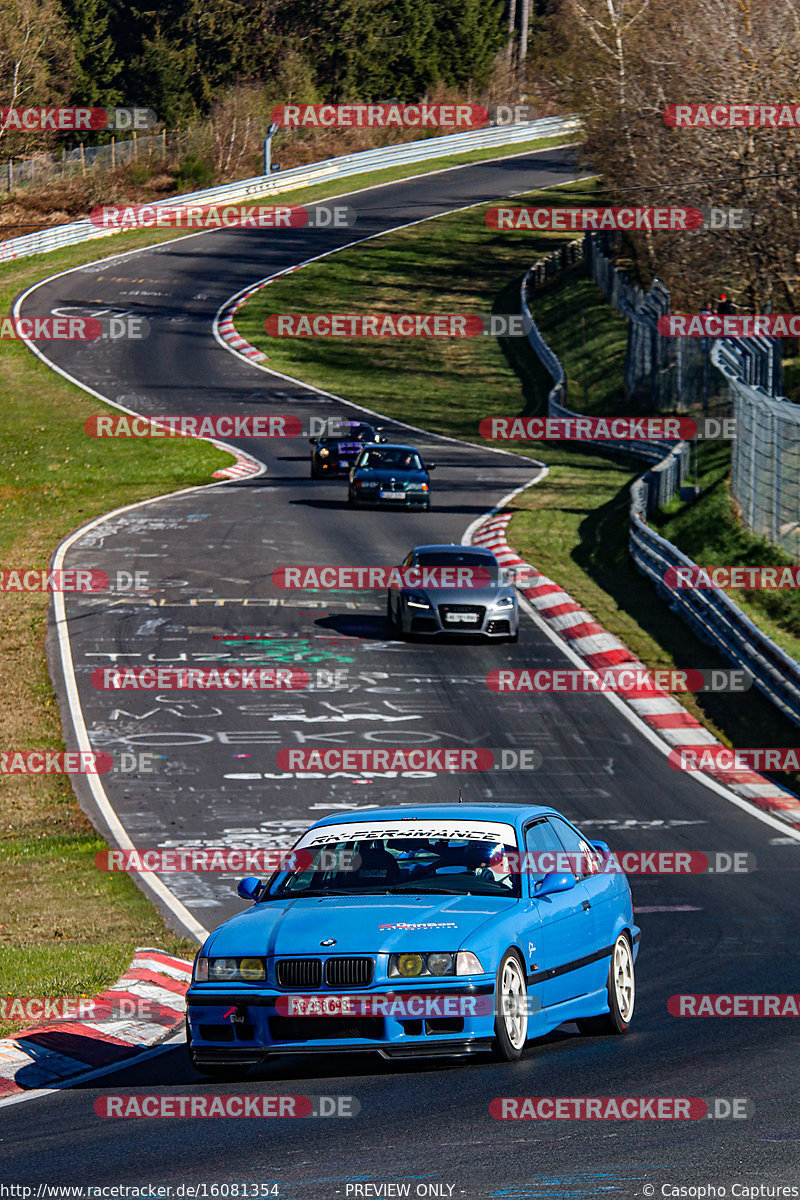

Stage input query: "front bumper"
[
  {"left": 352, "top": 488, "right": 429, "bottom": 508},
  {"left": 186, "top": 981, "right": 496, "bottom": 1061},
  {"left": 401, "top": 602, "right": 519, "bottom": 638}
]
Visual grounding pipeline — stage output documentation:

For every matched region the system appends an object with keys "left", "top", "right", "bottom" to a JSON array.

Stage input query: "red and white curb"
[
  {"left": 217, "top": 285, "right": 270, "bottom": 363},
  {"left": 211, "top": 442, "right": 262, "bottom": 480},
  {"left": 473, "top": 510, "right": 800, "bottom": 825},
  {"left": 0, "top": 948, "right": 191, "bottom": 1097}
]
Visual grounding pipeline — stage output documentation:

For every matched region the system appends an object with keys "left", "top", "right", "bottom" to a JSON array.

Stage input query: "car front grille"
[
  {"left": 274, "top": 957, "right": 375, "bottom": 989},
  {"left": 275, "top": 958, "right": 322, "bottom": 989},
  {"left": 325, "top": 957, "right": 374, "bottom": 987}
]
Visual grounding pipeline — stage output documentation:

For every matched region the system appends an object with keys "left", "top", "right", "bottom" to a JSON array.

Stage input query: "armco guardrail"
[
  {"left": 521, "top": 255, "right": 690, "bottom": 484},
  {"left": 520, "top": 254, "right": 800, "bottom": 729},
  {"left": 0, "top": 116, "right": 579, "bottom": 265},
  {"left": 629, "top": 504, "right": 800, "bottom": 727}
]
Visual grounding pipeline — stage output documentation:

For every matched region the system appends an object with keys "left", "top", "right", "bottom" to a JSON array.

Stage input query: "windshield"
[
  {"left": 319, "top": 424, "right": 374, "bottom": 443},
  {"left": 358, "top": 448, "right": 423, "bottom": 471},
  {"left": 263, "top": 836, "right": 521, "bottom": 899},
  {"left": 415, "top": 551, "right": 499, "bottom": 584}
]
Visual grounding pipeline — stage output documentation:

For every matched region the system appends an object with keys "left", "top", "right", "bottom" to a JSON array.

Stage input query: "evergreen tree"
[
  {"left": 58, "top": 0, "right": 122, "bottom": 106},
  {"left": 434, "top": 0, "right": 506, "bottom": 89},
  {"left": 383, "top": 0, "right": 439, "bottom": 98}
]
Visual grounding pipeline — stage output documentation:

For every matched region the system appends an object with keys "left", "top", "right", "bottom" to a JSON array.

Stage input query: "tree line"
[{"left": 2, "top": 0, "right": 529, "bottom": 137}]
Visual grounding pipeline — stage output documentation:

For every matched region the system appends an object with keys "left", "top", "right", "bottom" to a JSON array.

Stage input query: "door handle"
[{"left": 582, "top": 900, "right": 591, "bottom": 911}]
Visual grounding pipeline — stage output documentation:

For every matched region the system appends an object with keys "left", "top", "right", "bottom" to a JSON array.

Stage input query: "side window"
[
  {"left": 524, "top": 820, "right": 567, "bottom": 882},
  {"left": 549, "top": 817, "right": 600, "bottom": 881}
]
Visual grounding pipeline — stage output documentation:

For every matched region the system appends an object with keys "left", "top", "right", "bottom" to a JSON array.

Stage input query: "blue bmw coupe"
[{"left": 186, "top": 804, "right": 640, "bottom": 1075}]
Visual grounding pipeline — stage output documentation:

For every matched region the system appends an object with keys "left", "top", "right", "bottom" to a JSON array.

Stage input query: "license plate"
[
  {"left": 338, "top": 460, "right": 350, "bottom": 468},
  {"left": 445, "top": 612, "right": 479, "bottom": 624},
  {"left": 380, "top": 491, "right": 406, "bottom": 500}
]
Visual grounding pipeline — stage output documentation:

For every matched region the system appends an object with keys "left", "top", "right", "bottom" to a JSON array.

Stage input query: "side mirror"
[
  {"left": 237, "top": 876, "right": 262, "bottom": 901},
  {"left": 426, "top": 462, "right": 436, "bottom": 471},
  {"left": 309, "top": 437, "right": 318, "bottom": 444},
  {"left": 534, "top": 871, "right": 576, "bottom": 898}
]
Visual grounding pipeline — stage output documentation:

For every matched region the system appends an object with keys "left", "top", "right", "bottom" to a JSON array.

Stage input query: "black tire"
[
  {"left": 492, "top": 949, "right": 529, "bottom": 1061},
  {"left": 348, "top": 490, "right": 358, "bottom": 507},
  {"left": 506, "top": 629, "right": 519, "bottom": 643},
  {"left": 576, "top": 932, "right": 635, "bottom": 1036},
  {"left": 310, "top": 464, "right": 320, "bottom": 479},
  {"left": 386, "top": 594, "right": 398, "bottom": 632}
]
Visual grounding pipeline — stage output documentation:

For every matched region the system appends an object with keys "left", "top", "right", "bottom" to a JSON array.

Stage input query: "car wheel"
[
  {"left": 386, "top": 594, "right": 398, "bottom": 632},
  {"left": 506, "top": 629, "right": 519, "bottom": 643},
  {"left": 576, "top": 932, "right": 635, "bottom": 1035},
  {"left": 348, "top": 489, "right": 357, "bottom": 507},
  {"left": 492, "top": 949, "right": 529, "bottom": 1061},
  {"left": 310, "top": 464, "right": 320, "bottom": 479}
]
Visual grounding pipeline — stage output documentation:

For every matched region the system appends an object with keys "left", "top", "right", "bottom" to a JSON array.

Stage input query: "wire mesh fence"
[
  {"left": 585, "top": 232, "right": 733, "bottom": 412},
  {"left": 3, "top": 126, "right": 219, "bottom": 189},
  {"left": 714, "top": 342, "right": 800, "bottom": 559}
]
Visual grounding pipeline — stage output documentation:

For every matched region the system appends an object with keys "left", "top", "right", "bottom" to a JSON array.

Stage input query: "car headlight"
[
  {"left": 388, "top": 952, "right": 456, "bottom": 978},
  {"left": 393, "top": 953, "right": 425, "bottom": 977},
  {"left": 407, "top": 483, "right": 428, "bottom": 491},
  {"left": 456, "top": 951, "right": 484, "bottom": 975},
  {"left": 494, "top": 595, "right": 515, "bottom": 608},
  {"left": 207, "top": 957, "right": 266, "bottom": 983},
  {"left": 405, "top": 592, "right": 431, "bottom": 610},
  {"left": 319, "top": 448, "right": 329, "bottom": 458},
  {"left": 194, "top": 955, "right": 209, "bottom": 982}
]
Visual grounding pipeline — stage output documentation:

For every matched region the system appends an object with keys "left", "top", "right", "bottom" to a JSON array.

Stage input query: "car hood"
[{"left": 205, "top": 893, "right": 513, "bottom": 957}]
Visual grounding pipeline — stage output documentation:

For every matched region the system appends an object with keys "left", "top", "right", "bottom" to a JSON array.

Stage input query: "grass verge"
[
  {"left": 0, "top": 265, "right": 231, "bottom": 1033},
  {"left": 236, "top": 182, "right": 800, "bottom": 795}
]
